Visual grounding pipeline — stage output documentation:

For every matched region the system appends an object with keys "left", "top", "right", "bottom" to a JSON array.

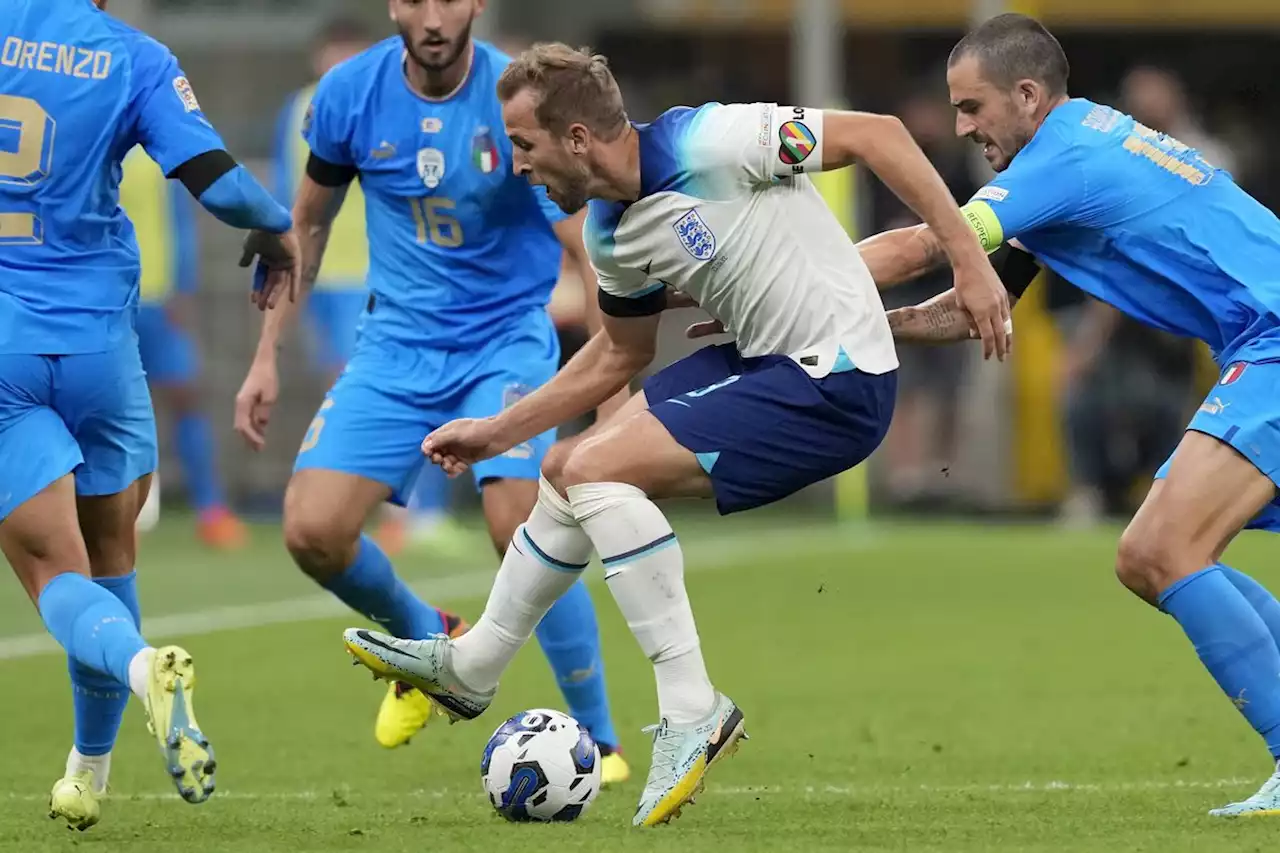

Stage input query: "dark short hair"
[
  {"left": 496, "top": 42, "right": 628, "bottom": 140},
  {"left": 949, "top": 13, "right": 1069, "bottom": 97},
  {"left": 313, "top": 16, "right": 373, "bottom": 49}
]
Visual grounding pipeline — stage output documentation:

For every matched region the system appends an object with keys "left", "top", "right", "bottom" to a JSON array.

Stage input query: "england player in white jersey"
[{"left": 343, "top": 43, "right": 1008, "bottom": 827}]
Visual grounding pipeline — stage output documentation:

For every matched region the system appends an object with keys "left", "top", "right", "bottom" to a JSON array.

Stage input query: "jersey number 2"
[
  {"left": 409, "top": 197, "right": 464, "bottom": 248},
  {"left": 0, "top": 94, "right": 56, "bottom": 246}
]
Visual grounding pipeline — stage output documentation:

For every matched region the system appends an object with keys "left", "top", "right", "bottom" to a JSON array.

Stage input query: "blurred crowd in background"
[{"left": 106, "top": 0, "right": 1280, "bottom": 543}]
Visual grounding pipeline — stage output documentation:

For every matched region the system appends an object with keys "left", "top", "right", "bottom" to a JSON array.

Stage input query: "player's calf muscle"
[{"left": 77, "top": 485, "right": 146, "bottom": 576}]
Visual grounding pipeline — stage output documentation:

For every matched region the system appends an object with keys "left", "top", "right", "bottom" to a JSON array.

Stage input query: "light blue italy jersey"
[
  {"left": 0, "top": 0, "right": 225, "bottom": 354},
  {"left": 304, "top": 38, "right": 567, "bottom": 350},
  {"left": 964, "top": 98, "right": 1280, "bottom": 365}
]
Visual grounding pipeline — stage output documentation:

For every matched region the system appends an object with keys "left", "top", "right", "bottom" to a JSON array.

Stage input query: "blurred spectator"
[
  {"left": 1055, "top": 299, "right": 1197, "bottom": 527},
  {"left": 871, "top": 90, "right": 980, "bottom": 505}
]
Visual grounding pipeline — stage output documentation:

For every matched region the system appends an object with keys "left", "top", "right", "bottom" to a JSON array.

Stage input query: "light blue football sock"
[
  {"left": 1219, "top": 564, "right": 1280, "bottom": 652},
  {"left": 40, "top": 573, "right": 147, "bottom": 694},
  {"left": 322, "top": 535, "right": 445, "bottom": 639},
  {"left": 1161, "top": 565, "right": 1280, "bottom": 759},
  {"left": 66, "top": 572, "right": 142, "bottom": 756}
]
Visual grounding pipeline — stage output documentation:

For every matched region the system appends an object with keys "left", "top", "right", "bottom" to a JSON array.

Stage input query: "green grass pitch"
[{"left": 2, "top": 513, "right": 1279, "bottom": 852}]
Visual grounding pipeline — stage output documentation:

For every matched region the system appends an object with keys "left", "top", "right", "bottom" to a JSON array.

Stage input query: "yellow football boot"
[
  {"left": 600, "top": 748, "right": 632, "bottom": 787},
  {"left": 48, "top": 770, "right": 102, "bottom": 832},
  {"left": 143, "top": 646, "right": 215, "bottom": 804}
]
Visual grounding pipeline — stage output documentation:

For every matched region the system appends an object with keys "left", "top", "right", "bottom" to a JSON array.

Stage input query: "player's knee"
[
  {"left": 540, "top": 440, "right": 576, "bottom": 495},
  {"left": 557, "top": 437, "right": 614, "bottom": 491},
  {"left": 282, "top": 489, "right": 359, "bottom": 580},
  {"left": 1115, "top": 523, "right": 1177, "bottom": 602},
  {"left": 282, "top": 509, "right": 353, "bottom": 580}
]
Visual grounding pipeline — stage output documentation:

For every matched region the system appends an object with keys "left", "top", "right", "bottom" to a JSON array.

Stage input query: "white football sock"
[
  {"left": 451, "top": 477, "right": 593, "bottom": 691},
  {"left": 65, "top": 747, "right": 111, "bottom": 793},
  {"left": 569, "top": 482, "right": 716, "bottom": 726},
  {"left": 127, "top": 647, "right": 155, "bottom": 702}
]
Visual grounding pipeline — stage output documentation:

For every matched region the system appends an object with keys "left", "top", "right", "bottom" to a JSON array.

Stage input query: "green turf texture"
[{"left": 2, "top": 514, "right": 1279, "bottom": 851}]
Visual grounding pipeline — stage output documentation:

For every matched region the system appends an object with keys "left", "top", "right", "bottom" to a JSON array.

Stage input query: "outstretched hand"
[{"left": 421, "top": 417, "right": 505, "bottom": 477}]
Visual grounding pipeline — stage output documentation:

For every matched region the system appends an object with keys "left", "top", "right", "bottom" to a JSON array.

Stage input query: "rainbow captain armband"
[
  {"left": 770, "top": 105, "right": 825, "bottom": 178},
  {"left": 960, "top": 200, "right": 1005, "bottom": 254}
]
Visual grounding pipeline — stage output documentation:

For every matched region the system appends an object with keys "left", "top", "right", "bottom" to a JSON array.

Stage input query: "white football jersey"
[{"left": 585, "top": 102, "right": 898, "bottom": 378}]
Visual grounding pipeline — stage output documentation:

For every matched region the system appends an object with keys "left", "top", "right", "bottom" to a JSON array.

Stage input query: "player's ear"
[
  {"left": 568, "top": 123, "right": 589, "bottom": 155},
  {"left": 1015, "top": 79, "right": 1039, "bottom": 111}
]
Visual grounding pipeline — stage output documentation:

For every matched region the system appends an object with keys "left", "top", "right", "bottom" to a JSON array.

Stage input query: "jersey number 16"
[
  {"left": 0, "top": 94, "right": 55, "bottom": 246},
  {"left": 409, "top": 197, "right": 464, "bottom": 248}
]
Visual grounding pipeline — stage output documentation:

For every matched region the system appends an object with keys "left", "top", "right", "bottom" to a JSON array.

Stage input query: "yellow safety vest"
[{"left": 119, "top": 148, "right": 191, "bottom": 303}]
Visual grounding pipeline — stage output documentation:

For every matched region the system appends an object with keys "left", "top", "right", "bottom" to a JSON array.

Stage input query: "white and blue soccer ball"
[{"left": 480, "top": 708, "right": 601, "bottom": 822}]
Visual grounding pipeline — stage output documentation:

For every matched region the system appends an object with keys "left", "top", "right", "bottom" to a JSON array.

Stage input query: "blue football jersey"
[
  {"left": 305, "top": 38, "right": 566, "bottom": 350},
  {"left": 964, "top": 98, "right": 1280, "bottom": 365},
  {"left": 0, "top": 0, "right": 225, "bottom": 355}
]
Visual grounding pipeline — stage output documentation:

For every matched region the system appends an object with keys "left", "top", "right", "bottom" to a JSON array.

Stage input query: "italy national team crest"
[
  {"left": 673, "top": 209, "right": 716, "bottom": 262},
  {"left": 417, "top": 148, "right": 445, "bottom": 189},
  {"left": 472, "top": 126, "right": 500, "bottom": 174},
  {"left": 778, "top": 119, "right": 816, "bottom": 166},
  {"left": 1221, "top": 362, "right": 1248, "bottom": 385}
]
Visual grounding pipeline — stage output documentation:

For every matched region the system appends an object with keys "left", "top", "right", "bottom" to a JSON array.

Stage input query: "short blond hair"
[{"left": 496, "top": 42, "right": 628, "bottom": 140}]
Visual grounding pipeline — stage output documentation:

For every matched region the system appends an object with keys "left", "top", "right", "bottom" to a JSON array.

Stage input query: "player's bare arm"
[
  {"left": 234, "top": 171, "right": 349, "bottom": 451},
  {"left": 423, "top": 312, "right": 661, "bottom": 476},
  {"left": 822, "top": 111, "right": 1010, "bottom": 359},
  {"left": 887, "top": 288, "right": 1020, "bottom": 346},
  {"left": 552, "top": 212, "right": 633, "bottom": 421},
  {"left": 885, "top": 243, "right": 1038, "bottom": 347},
  {"left": 254, "top": 173, "right": 350, "bottom": 357},
  {"left": 552, "top": 212, "right": 602, "bottom": 336},
  {"left": 855, "top": 224, "right": 948, "bottom": 290}
]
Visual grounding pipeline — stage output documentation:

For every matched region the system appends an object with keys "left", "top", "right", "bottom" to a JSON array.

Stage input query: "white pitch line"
[
  {"left": 3, "top": 778, "right": 1257, "bottom": 803},
  {"left": 0, "top": 525, "right": 874, "bottom": 662}
]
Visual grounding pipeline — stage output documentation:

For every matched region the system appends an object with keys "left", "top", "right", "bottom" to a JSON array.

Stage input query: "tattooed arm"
[
  {"left": 885, "top": 242, "right": 1037, "bottom": 345},
  {"left": 887, "top": 289, "right": 1008, "bottom": 343},
  {"left": 253, "top": 173, "right": 350, "bottom": 359},
  {"left": 234, "top": 170, "right": 350, "bottom": 450}
]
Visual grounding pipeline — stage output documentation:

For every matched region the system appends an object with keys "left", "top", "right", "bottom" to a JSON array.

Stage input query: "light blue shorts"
[
  {"left": 294, "top": 313, "right": 560, "bottom": 506},
  {"left": 1155, "top": 356, "right": 1280, "bottom": 531},
  {"left": 0, "top": 338, "right": 157, "bottom": 521}
]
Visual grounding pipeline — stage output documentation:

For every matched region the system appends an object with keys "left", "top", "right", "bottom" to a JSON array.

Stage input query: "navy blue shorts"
[{"left": 643, "top": 343, "right": 897, "bottom": 515}]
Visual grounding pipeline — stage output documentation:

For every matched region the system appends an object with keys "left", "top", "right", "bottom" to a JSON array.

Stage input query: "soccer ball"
[{"left": 480, "top": 708, "right": 601, "bottom": 822}]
